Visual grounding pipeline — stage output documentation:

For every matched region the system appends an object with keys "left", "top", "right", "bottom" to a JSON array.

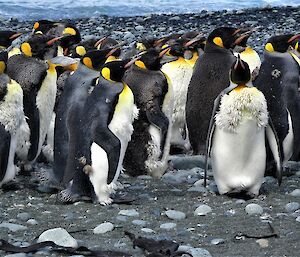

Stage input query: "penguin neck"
[{"left": 233, "top": 84, "right": 246, "bottom": 92}]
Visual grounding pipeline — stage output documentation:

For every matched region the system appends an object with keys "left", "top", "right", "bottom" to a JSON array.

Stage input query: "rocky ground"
[
  {"left": 0, "top": 6, "right": 300, "bottom": 257},
  {"left": 0, "top": 155, "right": 299, "bottom": 257}
]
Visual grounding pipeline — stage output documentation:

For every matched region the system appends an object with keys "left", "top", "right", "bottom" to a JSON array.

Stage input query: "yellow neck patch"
[
  {"left": 105, "top": 56, "right": 117, "bottom": 63},
  {"left": 76, "top": 46, "right": 86, "bottom": 56},
  {"left": 33, "top": 22, "right": 39, "bottom": 30},
  {"left": 101, "top": 67, "right": 112, "bottom": 81},
  {"left": 83, "top": 57, "right": 93, "bottom": 69},
  {"left": 265, "top": 43, "right": 274, "bottom": 52},
  {"left": 135, "top": 60, "right": 146, "bottom": 69},
  {"left": 213, "top": 37, "right": 224, "bottom": 48},
  {"left": 63, "top": 27, "right": 76, "bottom": 35},
  {"left": 295, "top": 42, "right": 299, "bottom": 52},
  {"left": 185, "top": 52, "right": 199, "bottom": 67},
  {"left": 47, "top": 61, "right": 57, "bottom": 73},
  {"left": 21, "top": 43, "right": 32, "bottom": 57},
  {"left": 0, "top": 61, "right": 5, "bottom": 73},
  {"left": 233, "top": 84, "right": 246, "bottom": 92}
]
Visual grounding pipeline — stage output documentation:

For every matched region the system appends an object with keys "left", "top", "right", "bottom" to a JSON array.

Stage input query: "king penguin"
[
  {"left": 0, "top": 31, "right": 22, "bottom": 49},
  {"left": 6, "top": 35, "right": 66, "bottom": 171},
  {"left": 254, "top": 34, "right": 300, "bottom": 164},
  {"left": 51, "top": 48, "right": 120, "bottom": 189},
  {"left": 58, "top": 59, "right": 138, "bottom": 204},
  {"left": 123, "top": 48, "right": 173, "bottom": 178},
  {"left": 0, "top": 51, "right": 25, "bottom": 187},
  {"left": 205, "top": 56, "right": 282, "bottom": 198},
  {"left": 186, "top": 27, "right": 252, "bottom": 154}
]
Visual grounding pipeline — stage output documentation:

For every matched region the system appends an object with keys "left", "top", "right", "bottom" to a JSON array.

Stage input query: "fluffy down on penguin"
[
  {"left": 0, "top": 51, "right": 25, "bottom": 187},
  {"left": 58, "top": 59, "right": 138, "bottom": 204},
  {"left": 204, "top": 56, "right": 282, "bottom": 198},
  {"left": 186, "top": 27, "right": 253, "bottom": 154},
  {"left": 123, "top": 48, "right": 174, "bottom": 178},
  {"left": 254, "top": 34, "right": 300, "bottom": 167}
]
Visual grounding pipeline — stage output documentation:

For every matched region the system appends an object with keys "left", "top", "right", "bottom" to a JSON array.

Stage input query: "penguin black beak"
[
  {"left": 9, "top": 32, "right": 22, "bottom": 40},
  {"left": 105, "top": 47, "right": 121, "bottom": 58},
  {"left": 46, "top": 36, "right": 64, "bottom": 46},
  {"left": 234, "top": 30, "right": 253, "bottom": 46},
  {"left": 234, "top": 54, "right": 245, "bottom": 70},
  {"left": 94, "top": 36, "right": 108, "bottom": 48},
  {"left": 288, "top": 34, "right": 300, "bottom": 43}
]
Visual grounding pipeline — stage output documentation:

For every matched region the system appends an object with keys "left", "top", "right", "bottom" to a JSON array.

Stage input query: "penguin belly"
[
  {"left": 283, "top": 110, "right": 294, "bottom": 163},
  {"left": 35, "top": 68, "right": 57, "bottom": 163},
  {"left": 211, "top": 119, "right": 266, "bottom": 196},
  {"left": 0, "top": 135, "right": 18, "bottom": 186},
  {"left": 162, "top": 59, "right": 192, "bottom": 150}
]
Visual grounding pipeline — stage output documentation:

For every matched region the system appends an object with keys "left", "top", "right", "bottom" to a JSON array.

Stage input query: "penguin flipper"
[
  {"left": 266, "top": 117, "right": 283, "bottom": 185},
  {"left": 0, "top": 125, "right": 11, "bottom": 183},
  {"left": 204, "top": 92, "right": 223, "bottom": 187},
  {"left": 24, "top": 93, "right": 40, "bottom": 162},
  {"left": 93, "top": 126, "right": 121, "bottom": 185},
  {"left": 146, "top": 107, "right": 169, "bottom": 160}
]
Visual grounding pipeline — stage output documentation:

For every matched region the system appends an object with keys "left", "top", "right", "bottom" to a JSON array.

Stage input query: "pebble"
[
  {"left": 0, "top": 222, "right": 27, "bottom": 232},
  {"left": 188, "top": 248, "right": 213, "bottom": 257},
  {"left": 27, "top": 219, "right": 38, "bottom": 225},
  {"left": 38, "top": 228, "right": 78, "bottom": 248},
  {"left": 245, "top": 204, "right": 264, "bottom": 215},
  {"left": 118, "top": 209, "right": 139, "bottom": 217},
  {"left": 290, "top": 189, "right": 300, "bottom": 197},
  {"left": 165, "top": 210, "right": 186, "bottom": 220},
  {"left": 210, "top": 238, "right": 225, "bottom": 245},
  {"left": 132, "top": 219, "right": 148, "bottom": 227},
  {"left": 236, "top": 199, "right": 246, "bottom": 204},
  {"left": 135, "top": 25, "right": 144, "bottom": 31},
  {"left": 116, "top": 215, "right": 128, "bottom": 222},
  {"left": 256, "top": 239, "right": 269, "bottom": 248},
  {"left": 93, "top": 222, "right": 114, "bottom": 234},
  {"left": 296, "top": 217, "right": 300, "bottom": 222},
  {"left": 194, "top": 205, "right": 212, "bottom": 216},
  {"left": 188, "top": 186, "right": 207, "bottom": 193},
  {"left": 160, "top": 222, "right": 177, "bottom": 230},
  {"left": 4, "top": 254, "right": 27, "bottom": 257},
  {"left": 137, "top": 175, "right": 152, "bottom": 180},
  {"left": 141, "top": 228, "right": 155, "bottom": 233},
  {"left": 16, "top": 212, "right": 31, "bottom": 221},
  {"left": 285, "top": 202, "right": 300, "bottom": 212}
]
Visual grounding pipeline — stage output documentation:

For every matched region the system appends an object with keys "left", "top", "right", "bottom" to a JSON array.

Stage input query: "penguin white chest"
[
  {"left": 211, "top": 87, "right": 269, "bottom": 195},
  {"left": 35, "top": 69, "right": 57, "bottom": 162}
]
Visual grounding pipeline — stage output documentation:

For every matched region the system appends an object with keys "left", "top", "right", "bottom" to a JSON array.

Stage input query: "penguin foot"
[
  {"left": 41, "top": 145, "right": 54, "bottom": 163},
  {"left": 99, "top": 196, "right": 113, "bottom": 206},
  {"left": 57, "top": 188, "right": 91, "bottom": 204},
  {"left": 108, "top": 181, "right": 123, "bottom": 193}
]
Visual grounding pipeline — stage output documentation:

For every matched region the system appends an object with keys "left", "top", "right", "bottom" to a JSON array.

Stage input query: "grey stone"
[
  {"left": 118, "top": 209, "right": 139, "bottom": 217},
  {"left": 160, "top": 222, "right": 177, "bottom": 230},
  {"left": 236, "top": 199, "right": 246, "bottom": 204},
  {"left": 285, "top": 202, "right": 300, "bottom": 212},
  {"left": 27, "top": 219, "right": 38, "bottom": 225},
  {"left": 116, "top": 215, "right": 128, "bottom": 222},
  {"left": 296, "top": 216, "right": 300, "bottom": 222},
  {"left": 132, "top": 220, "right": 148, "bottom": 227},
  {"left": 136, "top": 17, "right": 144, "bottom": 23},
  {"left": 169, "top": 155, "right": 207, "bottom": 170},
  {"left": 17, "top": 212, "right": 31, "bottom": 221},
  {"left": 188, "top": 186, "right": 207, "bottom": 193},
  {"left": 141, "top": 228, "right": 155, "bottom": 233},
  {"left": 188, "top": 247, "right": 213, "bottom": 257},
  {"left": 177, "top": 245, "right": 193, "bottom": 252},
  {"left": 4, "top": 254, "right": 27, "bottom": 257},
  {"left": 194, "top": 205, "right": 212, "bottom": 216},
  {"left": 210, "top": 238, "right": 225, "bottom": 245},
  {"left": 93, "top": 222, "right": 114, "bottom": 234},
  {"left": 290, "top": 189, "right": 300, "bottom": 197},
  {"left": 38, "top": 228, "right": 78, "bottom": 248},
  {"left": 135, "top": 25, "right": 144, "bottom": 31},
  {"left": 0, "top": 222, "right": 27, "bottom": 232},
  {"left": 245, "top": 204, "right": 264, "bottom": 215},
  {"left": 169, "top": 16, "right": 181, "bottom": 21},
  {"left": 165, "top": 210, "right": 186, "bottom": 220},
  {"left": 137, "top": 175, "right": 152, "bottom": 180}
]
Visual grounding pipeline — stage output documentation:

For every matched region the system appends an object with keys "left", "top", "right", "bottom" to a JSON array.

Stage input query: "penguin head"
[
  {"left": 230, "top": 55, "right": 251, "bottom": 85},
  {"left": 265, "top": 34, "right": 300, "bottom": 53},
  {"left": 134, "top": 47, "right": 171, "bottom": 70},
  {"left": 81, "top": 47, "right": 120, "bottom": 70},
  {"left": 208, "top": 27, "right": 252, "bottom": 49},
  {"left": 135, "top": 37, "right": 158, "bottom": 51},
  {"left": 101, "top": 59, "right": 133, "bottom": 82},
  {"left": 94, "top": 37, "right": 121, "bottom": 61},
  {"left": 0, "top": 31, "right": 22, "bottom": 48},
  {"left": 20, "top": 34, "right": 61, "bottom": 59},
  {"left": 33, "top": 20, "right": 56, "bottom": 34},
  {"left": 0, "top": 51, "right": 8, "bottom": 74}
]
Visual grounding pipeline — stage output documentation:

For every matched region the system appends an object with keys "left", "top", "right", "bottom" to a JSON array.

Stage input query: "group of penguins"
[{"left": 0, "top": 20, "right": 300, "bottom": 204}]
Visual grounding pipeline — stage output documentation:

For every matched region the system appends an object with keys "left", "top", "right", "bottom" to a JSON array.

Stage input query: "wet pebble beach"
[{"left": 0, "top": 5, "right": 300, "bottom": 257}]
